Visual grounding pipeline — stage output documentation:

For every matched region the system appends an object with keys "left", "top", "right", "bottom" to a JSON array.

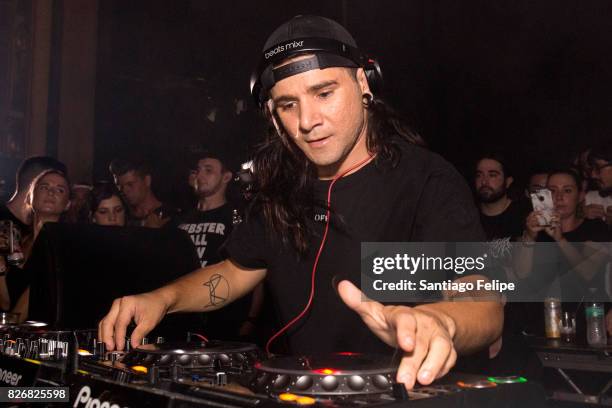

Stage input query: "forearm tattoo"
[{"left": 203, "top": 274, "right": 230, "bottom": 309}]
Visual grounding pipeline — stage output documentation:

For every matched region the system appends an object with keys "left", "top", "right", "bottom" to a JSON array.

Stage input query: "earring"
[{"left": 362, "top": 93, "right": 373, "bottom": 107}]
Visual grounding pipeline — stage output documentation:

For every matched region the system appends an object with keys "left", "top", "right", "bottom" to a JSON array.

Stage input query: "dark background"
[{"left": 93, "top": 0, "right": 612, "bottom": 204}]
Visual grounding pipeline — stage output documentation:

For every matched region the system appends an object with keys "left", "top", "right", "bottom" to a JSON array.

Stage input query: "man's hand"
[
  {"left": 98, "top": 291, "right": 170, "bottom": 351},
  {"left": 337, "top": 280, "right": 457, "bottom": 389}
]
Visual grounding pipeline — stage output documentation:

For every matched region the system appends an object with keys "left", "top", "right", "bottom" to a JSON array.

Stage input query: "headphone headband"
[{"left": 250, "top": 37, "right": 382, "bottom": 107}]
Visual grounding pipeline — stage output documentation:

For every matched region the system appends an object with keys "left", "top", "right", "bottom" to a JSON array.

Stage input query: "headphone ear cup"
[{"left": 363, "top": 57, "right": 383, "bottom": 95}]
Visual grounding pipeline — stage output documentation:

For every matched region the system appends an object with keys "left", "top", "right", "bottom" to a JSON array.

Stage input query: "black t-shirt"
[
  {"left": 175, "top": 204, "right": 234, "bottom": 267},
  {"left": 225, "top": 141, "right": 485, "bottom": 354},
  {"left": 480, "top": 200, "right": 528, "bottom": 242},
  {"left": 0, "top": 204, "right": 29, "bottom": 239}
]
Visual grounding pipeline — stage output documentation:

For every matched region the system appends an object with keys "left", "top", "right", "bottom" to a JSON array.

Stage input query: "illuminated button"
[
  {"left": 321, "top": 375, "right": 339, "bottom": 391},
  {"left": 279, "top": 393, "right": 298, "bottom": 401},
  {"left": 273, "top": 374, "right": 290, "bottom": 390},
  {"left": 77, "top": 349, "right": 93, "bottom": 356},
  {"left": 348, "top": 375, "right": 366, "bottom": 391},
  {"left": 314, "top": 368, "right": 336, "bottom": 375},
  {"left": 295, "top": 375, "right": 313, "bottom": 390},
  {"left": 372, "top": 375, "right": 390, "bottom": 389},
  {"left": 296, "top": 396, "right": 316, "bottom": 405},
  {"left": 457, "top": 380, "right": 497, "bottom": 389},
  {"left": 487, "top": 376, "right": 527, "bottom": 384},
  {"left": 131, "top": 365, "right": 148, "bottom": 374}
]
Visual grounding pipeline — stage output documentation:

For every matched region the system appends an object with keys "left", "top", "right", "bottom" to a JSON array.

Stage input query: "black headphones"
[{"left": 249, "top": 37, "right": 383, "bottom": 108}]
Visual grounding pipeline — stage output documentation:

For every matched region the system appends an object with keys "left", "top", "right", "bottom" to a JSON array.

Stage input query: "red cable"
[
  {"left": 265, "top": 154, "right": 375, "bottom": 355},
  {"left": 192, "top": 333, "right": 209, "bottom": 343}
]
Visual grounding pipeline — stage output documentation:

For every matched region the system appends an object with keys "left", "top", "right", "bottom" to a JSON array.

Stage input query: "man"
[
  {"left": 585, "top": 143, "right": 612, "bottom": 226},
  {"left": 475, "top": 153, "right": 526, "bottom": 242},
  {"left": 64, "top": 182, "right": 93, "bottom": 224},
  {"left": 109, "top": 158, "right": 176, "bottom": 227},
  {"left": 525, "top": 167, "right": 549, "bottom": 198},
  {"left": 173, "top": 152, "right": 263, "bottom": 340},
  {"left": 99, "top": 15, "right": 502, "bottom": 389},
  {"left": 177, "top": 153, "right": 235, "bottom": 267}
]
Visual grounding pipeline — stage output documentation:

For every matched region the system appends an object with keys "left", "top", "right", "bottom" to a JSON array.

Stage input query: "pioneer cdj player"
[{"left": 0, "top": 322, "right": 546, "bottom": 407}]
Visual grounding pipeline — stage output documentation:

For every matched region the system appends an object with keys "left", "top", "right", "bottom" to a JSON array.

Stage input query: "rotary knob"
[
  {"left": 321, "top": 375, "right": 339, "bottom": 391},
  {"left": 372, "top": 375, "right": 390, "bottom": 389},
  {"left": 295, "top": 375, "right": 313, "bottom": 390},
  {"left": 348, "top": 375, "right": 366, "bottom": 391}
]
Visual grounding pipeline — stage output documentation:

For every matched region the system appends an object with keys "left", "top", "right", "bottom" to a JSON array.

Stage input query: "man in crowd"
[
  {"left": 100, "top": 15, "right": 502, "bottom": 389},
  {"left": 585, "top": 143, "right": 612, "bottom": 227},
  {"left": 475, "top": 152, "right": 527, "bottom": 242},
  {"left": 109, "top": 158, "right": 176, "bottom": 227},
  {"left": 173, "top": 152, "right": 263, "bottom": 340}
]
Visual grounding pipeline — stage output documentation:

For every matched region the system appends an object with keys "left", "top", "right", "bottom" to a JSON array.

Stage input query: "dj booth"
[{"left": 0, "top": 223, "right": 548, "bottom": 407}]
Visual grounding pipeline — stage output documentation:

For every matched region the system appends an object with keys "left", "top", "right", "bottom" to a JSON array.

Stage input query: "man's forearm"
[{"left": 152, "top": 259, "right": 266, "bottom": 314}]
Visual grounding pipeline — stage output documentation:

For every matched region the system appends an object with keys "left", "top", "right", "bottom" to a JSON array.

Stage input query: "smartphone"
[{"left": 530, "top": 189, "right": 554, "bottom": 227}]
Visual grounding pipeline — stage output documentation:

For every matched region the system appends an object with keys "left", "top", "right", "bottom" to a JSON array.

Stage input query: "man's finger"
[
  {"left": 396, "top": 332, "right": 428, "bottom": 389},
  {"left": 389, "top": 309, "right": 417, "bottom": 352},
  {"left": 130, "top": 319, "right": 154, "bottom": 349},
  {"left": 338, "top": 280, "right": 397, "bottom": 344},
  {"left": 99, "top": 298, "right": 121, "bottom": 350},
  {"left": 113, "top": 297, "right": 134, "bottom": 351},
  {"left": 437, "top": 348, "right": 458, "bottom": 380},
  {"left": 416, "top": 335, "right": 452, "bottom": 385},
  {"left": 337, "top": 280, "right": 372, "bottom": 313}
]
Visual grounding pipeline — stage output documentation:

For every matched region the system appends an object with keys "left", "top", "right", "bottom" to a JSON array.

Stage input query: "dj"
[{"left": 99, "top": 15, "right": 503, "bottom": 389}]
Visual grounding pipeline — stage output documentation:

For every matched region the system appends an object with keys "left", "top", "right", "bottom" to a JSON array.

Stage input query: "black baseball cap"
[{"left": 250, "top": 15, "right": 367, "bottom": 106}]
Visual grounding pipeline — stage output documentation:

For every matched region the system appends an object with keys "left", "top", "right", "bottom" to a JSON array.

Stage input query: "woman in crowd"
[
  {"left": 10, "top": 169, "right": 71, "bottom": 320},
  {"left": 90, "top": 183, "right": 127, "bottom": 227},
  {"left": 517, "top": 169, "right": 610, "bottom": 336}
]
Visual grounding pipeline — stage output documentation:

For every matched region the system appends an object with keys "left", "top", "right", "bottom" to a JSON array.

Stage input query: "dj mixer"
[{"left": 0, "top": 322, "right": 546, "bottom": 407}]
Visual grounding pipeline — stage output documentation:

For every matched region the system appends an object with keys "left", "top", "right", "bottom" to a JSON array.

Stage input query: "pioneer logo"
[
  {"left": 73, "top": 386, "right": 126, "bottom": 408},
  {"left": 264, "top": 40, "right": 304, "bottom": 59},
  {"left": 0, "top": 368, "right": 22, "bottom": 385}
]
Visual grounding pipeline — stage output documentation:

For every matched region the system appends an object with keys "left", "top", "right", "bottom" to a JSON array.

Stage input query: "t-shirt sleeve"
[
  {"left": 221, "top": 213, "right": 272, "bottom": 270},
  {"left": 412, "top": 159, "right": 486, "bottom": 242}
]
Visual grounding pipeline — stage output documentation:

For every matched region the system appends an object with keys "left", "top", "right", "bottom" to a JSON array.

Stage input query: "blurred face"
[
  {"left": 114, "top": 171, "right": 150, "bottom": 207},
  {"left": 194, "top": 158, "right": 229, "bottom": 198},
  {"left": 591, "top": 159, "right": 612, "bottom": 194},
  {"left": 72, "top": 187, "right": 91, "bottom": 207},
  {"left": 269, "top": 60, "right": 371, "bottom": 178},
  {"left": 475, "top": 159, "right": 512, "bottom": 203},
  {"left": 93, "top": 195, "right": 126, "bottom": 226},
  {"left": 32, "top": 173, "right": 70, "bottom": 217},
  {"left": 547, "top": 173, "right": 584, "bottom": 219},
  {"left": 526, "top": 173, "right": 549, "bottom": 195}
]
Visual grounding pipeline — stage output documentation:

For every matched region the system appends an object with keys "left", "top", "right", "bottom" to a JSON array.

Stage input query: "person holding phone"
[{"left": 519, "top": 169, "right": 610, "bottom": 303}]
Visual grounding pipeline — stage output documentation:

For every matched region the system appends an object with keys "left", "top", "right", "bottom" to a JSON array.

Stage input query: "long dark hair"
[{"left": 250, "top": 82, "right": 424, "bottom": 255}]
